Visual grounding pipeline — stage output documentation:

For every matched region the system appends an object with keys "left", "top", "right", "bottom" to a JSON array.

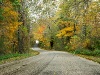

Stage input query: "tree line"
[
  {"left": 33, "top": 0, "right": 100, "bottom": 52},
  {"left": 0, "top": 0, "right": 100, "bottom": 55},
  {"left": 0, "top": 0, "right": 31, "bottom": 54}
]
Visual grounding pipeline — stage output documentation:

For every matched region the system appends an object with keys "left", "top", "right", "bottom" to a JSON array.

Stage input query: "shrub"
[
  {"left": 92, "top": 49, "right": 100, "bottom": 56},
  {"left": 65, "top": 46, "right": 68, "bottom": 49},
  {"left": 74, "top": 49, "right": 81, "bottom": 54},
  {"left": 81, "top": 50, "right": 91, "bottom": 55},
  {"left": 73, "top": 49, "right": 100, "bottom": 56}
]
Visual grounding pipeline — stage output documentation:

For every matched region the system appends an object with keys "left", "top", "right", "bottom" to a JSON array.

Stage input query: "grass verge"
[
  {"left": 0, "top": 49, "right": 39, "bottom": 65},
  {"left": 67, "top": 49, "right": 100, "bottom": 64},
  {"left": 76, "top": 54, "right": 100, "bottom": 64}
]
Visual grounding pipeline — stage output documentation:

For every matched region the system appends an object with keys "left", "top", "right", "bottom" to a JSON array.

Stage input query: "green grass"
[
  {"left": 0, "top": 49, "right": 39, "bottom": 65},
  {"left": 69, "top": 49, "right": 100, "bottom": 64},
  {"left": 77, "top": 54, "right": 100, "bottom": 64},
  {"left": 74, "top": 49, "right": 100, "bottom": 56}
]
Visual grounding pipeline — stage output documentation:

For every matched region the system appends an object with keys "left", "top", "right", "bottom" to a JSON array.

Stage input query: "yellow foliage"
[
  {"left": 64, "top": 32, "right": 73, "bottom": 37},
  {"left": 0, "top": 0, "right": 22, "bottom": 53},
  {"left": 64, "top": 27, "right": 73, "bottom": 31},
  {"left": 3, "top": 7, "right": 11, "bottom": 12},
  {"left": 56, "top": 26, "right": 74, "bottom": 38},
  {"left": 9, "top": 11, "right": 19, "bottom": 17},
  {"left": 56, "top": 20, "right": 79, "bottom": 38}
]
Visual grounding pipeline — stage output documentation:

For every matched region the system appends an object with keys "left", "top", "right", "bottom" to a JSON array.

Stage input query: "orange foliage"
[{"left": 33, "top": 25, "right": 46, "bottom": 40}]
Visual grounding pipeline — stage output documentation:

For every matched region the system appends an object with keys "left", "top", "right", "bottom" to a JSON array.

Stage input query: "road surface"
[{"left": 0, "top": 48, "right": 100, "bottom": 75}]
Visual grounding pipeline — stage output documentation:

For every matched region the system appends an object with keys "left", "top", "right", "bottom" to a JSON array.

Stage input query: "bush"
[
  {"left": 74, "top": 49, "right": 81, "bottom": 54},
  {"left": 81, "top": 50, "right": 91, "bottom": 55},
  {"left": 65, "top": 46, "right": 69, "bottom": 49},
  {"left": 92, "top": 49, "right": 100, "bottom": 56}
]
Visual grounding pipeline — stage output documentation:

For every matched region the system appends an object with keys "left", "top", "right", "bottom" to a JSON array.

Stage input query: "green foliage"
[
  {"left": 0, "top": 49, "right": 39, "bottom": 61},
  {"left": 0, "top": 8, "right": 4, "bottom": 20},
  {"left": 10, "top": 0, "right": 20, "bottom": 11},
  {"left": 0, "top": 0, "right": 2, "bottom": 3},
  {"left": 81, "top": 50, "right": 91, "bottom": 55},
  {"left": 0, "top": 53, "right": 21, "bottom": 60},
  {"left": 20, "top": 26, "right": 28, "bottom": 36},
  {"left": 53, "top": 37, "right": 66, "bottom": 50},
  {"left": 92, "top": 37, "right": 100, "bottom": 50},
  {"left": 0, "top": 37, "right": 5, "bottom": 54},
  {"left": 93, "top": 49, "right": 100, "bottom": 56},
  {"left": 0, "top": 37, "right": 4, "bottom": 48},
  {"left": 10, "top": 0, "right": 20, "bottom": 5},
  {"left": 74, "top": 49, "right": 100, "bottom": 56},
  {"left": 65, "top": 46, "right": 69, "bottom": 50}
]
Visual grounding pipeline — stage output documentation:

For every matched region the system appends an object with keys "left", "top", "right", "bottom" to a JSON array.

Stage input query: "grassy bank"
[
  {"left": 0, "top": 49, "right": 39, "bottom": 65},
  {"left": 70, "top": 49, "right": 100, "bottom": 64},
  {"left": 77, "top": 54, "right": 100, "bottom": 64}
]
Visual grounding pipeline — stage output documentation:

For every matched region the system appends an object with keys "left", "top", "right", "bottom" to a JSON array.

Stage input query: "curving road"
[{"left": 0, "top": 48, "right": 100, "bottom": 75}]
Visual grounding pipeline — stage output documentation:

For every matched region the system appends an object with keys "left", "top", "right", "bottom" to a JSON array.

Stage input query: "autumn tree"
[
  {"left": 16, "top": 0, "right": 32, "bottom": 53},
  {"left": 56, "top": 0, "right": 100, "bottom": 50},
  {"left": 0, "top": 0, "right": 22, "bottom": 54}
]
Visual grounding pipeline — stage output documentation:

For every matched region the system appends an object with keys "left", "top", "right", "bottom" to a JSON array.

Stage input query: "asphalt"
[{"left": 0, "top": 47, "right": 100, "bottom": 75}]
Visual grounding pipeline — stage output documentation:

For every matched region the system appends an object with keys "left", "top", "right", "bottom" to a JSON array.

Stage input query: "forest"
[{"left": 0, "top": 0, "right": 100, "bottom": 57}]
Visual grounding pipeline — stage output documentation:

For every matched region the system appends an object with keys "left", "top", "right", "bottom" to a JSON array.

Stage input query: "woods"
[
  {"left": 56, "top": 0, "right": 100, "bottom": 52},
  {"left": 0, "top": 0, "right": 100, "bottom": 56},
  {"left": 54, "top": 0, "right": 100, "bottom": 51},
  {"left": 32, "top": 0, "right": 100, "bottom": 55},
  {"left": 0, "top": 0, "right": 30, "bottom": 54}
]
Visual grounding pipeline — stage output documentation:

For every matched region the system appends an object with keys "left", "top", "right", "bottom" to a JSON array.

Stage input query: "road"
[{"left": 0, "top": 48, "right": 100, "bottom": 75}]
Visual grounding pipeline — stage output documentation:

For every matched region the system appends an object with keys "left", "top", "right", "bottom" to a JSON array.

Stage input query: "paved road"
[{"left": 0, "top": 48, "right": 100, "bottom": 75}]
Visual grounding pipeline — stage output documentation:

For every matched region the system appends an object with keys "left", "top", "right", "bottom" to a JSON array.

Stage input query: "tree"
[
  {"left": 0, "top": 0, "right": 22, "bottom": 54},
  {"left": 55, "top": 0, "right": 100, "bottom": 50}
]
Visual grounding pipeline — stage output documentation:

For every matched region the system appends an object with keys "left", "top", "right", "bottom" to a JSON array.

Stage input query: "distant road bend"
[{"left": 0, "top": 47, "right": 100, "bottom": 75}]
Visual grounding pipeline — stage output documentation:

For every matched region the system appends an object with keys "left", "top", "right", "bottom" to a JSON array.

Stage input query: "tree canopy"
[{"left": 0, "top": 0, "right": 100, "bottom": 54}]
